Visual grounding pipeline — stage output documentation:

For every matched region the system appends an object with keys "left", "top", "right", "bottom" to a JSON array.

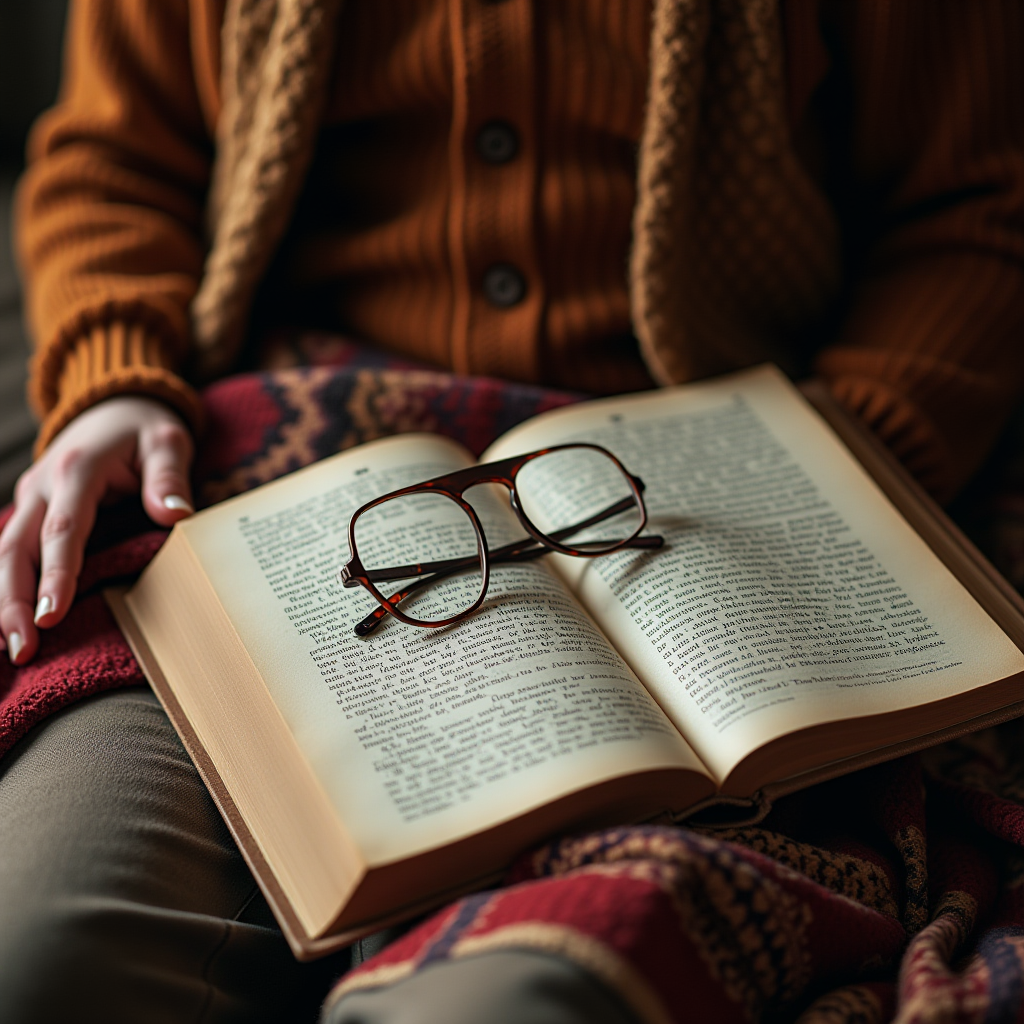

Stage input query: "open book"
[{"left": 108, "top": 365, "right": 1024, "bottom": 958}]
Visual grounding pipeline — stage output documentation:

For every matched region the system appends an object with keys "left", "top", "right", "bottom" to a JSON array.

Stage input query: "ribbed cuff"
[{"left": 32, "top": 322, "right": 205, "bottom": 456}]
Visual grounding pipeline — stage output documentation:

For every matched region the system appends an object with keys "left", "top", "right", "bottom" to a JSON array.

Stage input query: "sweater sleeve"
[
  {"left": 813, "top": 1, "right": 1024, "bottom": 503},
  {"left": 15, "top": 0, "right": 214, "bottom": 455}
]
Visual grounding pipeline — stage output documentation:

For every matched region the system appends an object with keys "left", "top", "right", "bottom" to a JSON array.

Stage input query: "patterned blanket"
[{"left": 4, "top": 338, "right": 1024, "bottom": 1024}]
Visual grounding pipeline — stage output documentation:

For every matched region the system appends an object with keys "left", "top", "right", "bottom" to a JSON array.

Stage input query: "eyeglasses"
[{"left": 341, "top": 443, "right": 663, "bottom": 637}]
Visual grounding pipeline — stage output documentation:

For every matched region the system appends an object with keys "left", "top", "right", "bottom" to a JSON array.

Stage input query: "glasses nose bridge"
[{"left": 460, "top": 474, "right": 516, "bottom": 498}]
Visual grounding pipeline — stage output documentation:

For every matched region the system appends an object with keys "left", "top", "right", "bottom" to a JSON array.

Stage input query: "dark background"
[
  {"left": 0, "top": 0, "right": 69, "bottom": 499},
  {"left": 0, "top": 1, "right": 68, "bottom": 166}
]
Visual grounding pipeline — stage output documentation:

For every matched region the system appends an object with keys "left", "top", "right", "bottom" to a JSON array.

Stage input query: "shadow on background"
[{"left": 0, "top": 0, "right": 69, "bottom": 501}]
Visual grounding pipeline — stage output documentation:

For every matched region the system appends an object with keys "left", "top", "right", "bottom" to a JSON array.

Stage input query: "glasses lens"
[
  {"left": 352, "top": 491, "right": 484, "bottom": 626},
  {"left": 515, "top": 446, "right": 642, "bottom": 554}
]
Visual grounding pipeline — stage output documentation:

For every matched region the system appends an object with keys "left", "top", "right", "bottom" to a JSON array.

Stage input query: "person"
[{"left": 1, "top": 1, "right": 1021, "bottom": 1020}]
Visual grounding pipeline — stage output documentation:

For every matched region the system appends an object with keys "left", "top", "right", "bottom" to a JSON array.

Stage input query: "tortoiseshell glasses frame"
[{"left": 340, "top": 443, "right": 663, "bottom": 637}]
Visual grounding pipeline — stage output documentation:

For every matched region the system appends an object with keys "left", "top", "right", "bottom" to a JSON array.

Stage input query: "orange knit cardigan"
[{"left": 15, "top": 0, "right": 1024, "bottom": 501}]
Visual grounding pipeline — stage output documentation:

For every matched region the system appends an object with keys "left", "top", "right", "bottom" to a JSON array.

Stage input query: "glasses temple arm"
[
  {"left": 352, "top": 532, "right": 663, "bottom": 637},
  {"left": 352, "top": 540, "right": 552, "bottom": 637}
]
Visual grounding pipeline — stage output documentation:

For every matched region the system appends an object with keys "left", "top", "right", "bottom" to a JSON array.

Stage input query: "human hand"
[{"left": 0, "top": 397, "right": 195, "bottom": 664}]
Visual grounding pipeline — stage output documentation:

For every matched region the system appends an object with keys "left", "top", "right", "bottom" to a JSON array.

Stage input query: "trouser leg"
[
  {"left": 322, "top": 950, "right": 640, "bottom": 1024},
  {"left": 0, "top": 686, "right": 345, "bottom": 1024}
]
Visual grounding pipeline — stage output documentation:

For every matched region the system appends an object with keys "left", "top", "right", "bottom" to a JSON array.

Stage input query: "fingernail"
[
  {"left": 8, "top": 632, "right": 23, "bottom": 663},
  {"left": 34, "top": 595, "right": 53, "bottom": 624},
  {"left": 163, "top": 495, "right": 194, "bottom": 514}
]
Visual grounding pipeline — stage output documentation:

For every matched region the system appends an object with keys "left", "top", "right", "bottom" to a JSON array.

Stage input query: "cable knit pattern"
[
  {"left": 631, "top": 0, "right": 840, "bottom": 385},
  {"left": 190, "top": 0, "right": 344, "bottom": 380}
]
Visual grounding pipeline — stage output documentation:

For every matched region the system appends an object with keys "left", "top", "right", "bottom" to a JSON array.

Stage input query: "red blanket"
[{"left": 5, "top": 340, "right": 1024, "bottom": 1024}]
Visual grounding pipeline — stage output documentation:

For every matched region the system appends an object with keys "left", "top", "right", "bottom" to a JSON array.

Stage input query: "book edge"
[
  {"left": 105, "top": 584, "right": 343, "bottom": 960},
  {"left": 758, "top": 693, "right": 1024, "bottom": 803},
  {"left": 799, "top": 380, "right": 1024, "bottom": 644}
]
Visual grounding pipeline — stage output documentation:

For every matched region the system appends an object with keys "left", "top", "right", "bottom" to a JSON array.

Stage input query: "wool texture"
[
  {"left": 631, "top": 0, "right": 840, "bottom": 385},
  {"left": 191, "top": 0, "right": 345, "bottom": 379},
  {"left": 15, "top": 1, "right": 1024, "bottom": 497}
]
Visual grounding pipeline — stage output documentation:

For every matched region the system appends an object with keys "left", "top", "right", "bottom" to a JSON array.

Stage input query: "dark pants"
[{"left": 0, "top": 688, "right": 637, "bottom": 1024}]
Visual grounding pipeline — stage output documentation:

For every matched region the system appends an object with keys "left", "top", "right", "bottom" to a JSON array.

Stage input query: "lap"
[
  {"left": 0, "top": 687, "right": 638, "bottom": 1024},
  {"left": 324, "top": 950, "right": 639, "bottom": 1024},
  {"left": 0, "top": 686, "right": 341, "bottom": 1024}
]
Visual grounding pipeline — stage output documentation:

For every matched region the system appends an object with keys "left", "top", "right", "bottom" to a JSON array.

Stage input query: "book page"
[
  {"left": 483, "top": 366, "right": 1024, "bottom": 784},
  {"left": 180, "top": 434, "right": 705, "bottom": 864}
]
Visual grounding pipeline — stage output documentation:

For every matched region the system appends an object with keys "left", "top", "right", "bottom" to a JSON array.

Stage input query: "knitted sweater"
[{"left": 15, "top": 0, "right": 1024, "bottom": 501}]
